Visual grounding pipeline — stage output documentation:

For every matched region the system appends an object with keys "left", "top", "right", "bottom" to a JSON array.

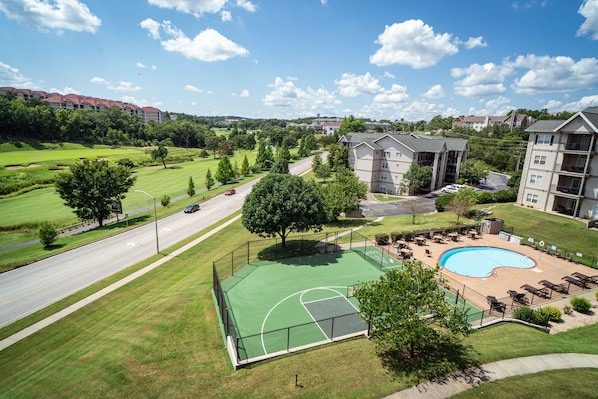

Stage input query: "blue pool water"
[{"left": 439, "top": 246, "right": 535, "bottom": 278}]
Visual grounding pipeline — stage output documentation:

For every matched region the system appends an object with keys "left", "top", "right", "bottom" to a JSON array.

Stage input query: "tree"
[
  {"left": 240, "top": 155, "right": 251, "bottom": 176},
  {"left": 242, "top": 174, "right": 328, "bottom": 247},
  {"left": 353, "top": 261, "right": 470, "bottom": 363},
  {"left": 446, "top": 187, "right": 477, "bottom": 223},
  {"left": 312, "top": 152, "right": 322, "bottom": 171},
  {"left": 400, "top": 163, "right": 433, "bottom": 195},
  {"left": 160, "top": 195, "right": 171, "bottom": 207},
  {"left": 270, "top": 159, "right": 289, "bottom": 174},
  {"left": 276, "top": 139, "right": 291, "bottom": 164},
  {"left": 38, "top": 221, "right": 58, "bottom": 248},
  {"left": 150, "top": 141, "right": 169, "bottom": 169},
  {"left": 327, "top": 143, "right": 348, "bottom": 171},
  {"left": 320, "top": 168, "right": 367, "bottom": 220},
  {"left": 402, "top": 200, "right": 428, "bottom": 224},
  {"left": 55, "top": 159, "right": 136, "bottom": 227},
  {"left": 314, "top": 163, "right": 332, "bottom": 182},
  {"left": 459, "top": 159, "right": 488, "bottom": 185},
  {"left": 205, "top": 168, "right": 215, "bottom": 190},
  {"left": 187, "top": 176, "right": 195, "bottom": 197},
  {"left": 215, "top": 155, "right": 235, "bottom": 184},
  {"left": 298, "top": 136, "right": 310, "bottom": 157}
]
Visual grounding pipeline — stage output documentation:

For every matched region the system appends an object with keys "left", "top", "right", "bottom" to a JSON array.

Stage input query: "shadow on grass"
[
  {"left": 327, "top": 219, "right": 373, "bottom": 229},
  {"left": 257, "top": 239, "right": 335, "bottom": 262},
  {"left": 378, "top": 337, "right": 480, "bottom": 383},
  {"left": 43, "top": 243, "right": 66, "bottom": 251}
]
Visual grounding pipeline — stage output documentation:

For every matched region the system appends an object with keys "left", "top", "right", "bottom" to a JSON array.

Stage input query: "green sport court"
[{"left": 216, "top": 247, "right": 480, "bottom": 366}]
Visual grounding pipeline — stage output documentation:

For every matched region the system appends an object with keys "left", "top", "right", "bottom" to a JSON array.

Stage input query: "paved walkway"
[{"left": 385, "top": 353, "right": 598, "bottom": 398}]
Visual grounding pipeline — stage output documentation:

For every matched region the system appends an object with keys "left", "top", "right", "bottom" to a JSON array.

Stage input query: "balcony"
[
  {"left": 564, "top": 139, "right": 594, "bottom": 153},
  {"left": 559, "top": 163, "right": 590, "bottom": 175}
]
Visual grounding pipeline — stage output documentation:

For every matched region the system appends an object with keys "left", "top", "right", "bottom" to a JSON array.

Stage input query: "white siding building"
[
  {"left": 517, "top": 107, "right": 598, "bottom": 219},
  {"left": 339, "top": 133, "right": 468, "bottom": 194}
]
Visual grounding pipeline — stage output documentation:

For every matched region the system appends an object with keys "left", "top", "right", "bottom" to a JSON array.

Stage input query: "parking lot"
[{"left": 360, "top": 172, "right": 509, "bottom": 217}]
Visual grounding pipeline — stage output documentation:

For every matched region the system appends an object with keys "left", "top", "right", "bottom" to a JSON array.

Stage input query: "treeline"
[{"left": 0, "top": 92, "right": 328, "bottom": 152}]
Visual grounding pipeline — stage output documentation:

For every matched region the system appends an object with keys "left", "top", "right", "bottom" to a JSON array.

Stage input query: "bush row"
[
  {"left": 374, "top": 223, "right": 480, "bottom": 245},
  {"left": 435, "top": 187, "right": 518, "bottom": 212}
]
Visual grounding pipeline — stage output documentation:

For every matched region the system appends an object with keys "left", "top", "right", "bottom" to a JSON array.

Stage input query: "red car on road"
[{"left": 224, "top": 188, "right": 236, "bottom": 196}]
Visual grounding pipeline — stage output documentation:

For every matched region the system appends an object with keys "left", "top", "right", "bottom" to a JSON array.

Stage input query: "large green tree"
[
  {"left": 242, "top": 174, "right": 328, "bottom": 247},
  {"left": 354, "top": 261, "right": 471, "bottom": 363},
  {"left": 459, "top": 159, "right": 488, "bottom": 185},
  {"left": 320, "top": 168, "right": 367, "bottom": 220},
  {"left": 150, "top": 141, "right": 169, "bottom": 169},
  {"left": 215, "top": 155, "right": 235, "bottom": 184},
  {"left": 55, "top": 159, "right": 136, "bottom": 227},
  {"left": 400, "top": 163, "right": 433, "bottom": 195}
]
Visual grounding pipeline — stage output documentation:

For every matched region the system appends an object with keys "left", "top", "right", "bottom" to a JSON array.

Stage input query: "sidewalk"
[{"left": 385, "top": 353, "right": 598, "bottom": 399}]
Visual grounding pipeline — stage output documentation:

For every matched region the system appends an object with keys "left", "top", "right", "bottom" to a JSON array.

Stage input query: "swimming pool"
[{"left": 439, "top": 246, "right": 535, "bottom": 278}]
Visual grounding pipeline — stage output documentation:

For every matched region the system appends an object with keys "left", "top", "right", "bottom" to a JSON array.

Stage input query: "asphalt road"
[{"left": 0, "top": 157, "right": 315, "bottom": 328}]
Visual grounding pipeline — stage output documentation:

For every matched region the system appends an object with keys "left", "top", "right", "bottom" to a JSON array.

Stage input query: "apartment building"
[
  {"left": 339, "top": 132, "right": 468, "bottom": 194},
  {"left": 517, "top": 107, "right": 598, "bottom": 219},
  {"left": 0, "top": 87, "right": 163, "bottom": 124},
  {"left": 452, "top": 113, "right": 534, "bottom": 132}
]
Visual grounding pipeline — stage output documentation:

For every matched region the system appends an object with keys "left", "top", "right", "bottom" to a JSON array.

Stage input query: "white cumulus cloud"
[
  {"left": 507, "top": 54, "right": 598, "bottom": 94},
  {"left": 370, "top": 19, "right": 459, "bottom": 69},
  {"left": 577, "top": 0, "right": 598, "bottom": 39},
  {"left": 140, "top": 19, "right": 249, "bottom": 62},
  {"left": 91, "top": 77, "right": 141, "bottom": 92},
  {"left": 462, "top": 36, "right": 488, "bottom": 49},
  {"left": 239, "top": 89, "right": 250, "bottom": 97},
  {"left": 452, "top": 62, "right": 513, "bottom": 97},
  {"left": 236, "top": 0, "right": 257, "bottom": 12},
  {"left": 561, "top": 94, "right": 598, "bottom": 111},
  {"left": 263, "top": 77, "right": 340, "bottom": 114},
  {"left": 422, "top": 84, "right": 445, "bottom": 99},
  {"left": 0, "top": 61, "right": 40, "bottom": 88},
  {"left": 0, "top": 0, "right": 100, "bottom": 33},
  {"left": 147, "top": 0, "right": 227, "bottom": 15},
  {"left": 335, "top": 72, "right": 382, "bottom": 97}
]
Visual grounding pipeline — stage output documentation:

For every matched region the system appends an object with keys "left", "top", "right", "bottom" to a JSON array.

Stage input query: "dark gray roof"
[
  {"left": 581, "top": 108, "right": 598, "bottom": 130},
  {"left": 340, "top": 132, "right": 467, "bottom": 153},
  {"left": 525, "top": 120, "right": 562, "bottom": 133}
]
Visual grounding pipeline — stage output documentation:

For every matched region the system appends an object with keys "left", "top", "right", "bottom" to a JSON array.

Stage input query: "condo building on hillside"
[
  {"left": 517, "top": 107, "right": 598, "bottom": 219},
  {"left": 339, "top": 132, "right": 469, "bottom": 194}
]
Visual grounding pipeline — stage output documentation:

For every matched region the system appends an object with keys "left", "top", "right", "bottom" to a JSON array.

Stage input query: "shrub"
[
  {"left": 563, "top": 305, "right": 573, "bottom": 315},
  {"left": 532, "top": 308, "right": 551, "bottom": 326},
  {"left": 160, "top": 195, "right": 171, "bottom": 207},
  {"left": 435, "top": 193, "right": 455, "bottom": 212},
  {"left": 38, "top": 221, "right": 58, "bottom": 248},
  {"left": 390, "top": 232, "right": 403, "bottom": 242},
  {"left": 494, "top": 188, "right": 518, "bottom": 203},
  {"left": 375, "top": 233, "right": 389, "bottom": 245},
  {"left": 117, "top": 158, "right": 135, "bottom": 168},
  {"left": 475, "top": 191, "right": 496, "bottom": 204},
  {"left": 595, "top": 291, "right": 598, "bottom": 301},
  {"left": 512, "top": 306, "right": 534, "bottom": 323},
  {"left": 571, "top": 296, "right": 592, "bottom": 312},
  {"left": 538, "top": 306, "right": 562, "bottom": 322}
]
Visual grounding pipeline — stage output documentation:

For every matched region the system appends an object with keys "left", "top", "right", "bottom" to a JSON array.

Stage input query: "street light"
[{"left": 135, "top": 190, "right": 159, "bottom": 254}]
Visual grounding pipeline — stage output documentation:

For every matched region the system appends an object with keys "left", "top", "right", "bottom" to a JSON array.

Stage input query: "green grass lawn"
[
  {"left": 0, "top": 144, "right": 257, "bottom": 229},
  {"left": 1, "top": 215, "right": 598, "bottom": 398},
  {"left": 372, "top": 193, "right": 405, "bottom": 202}
]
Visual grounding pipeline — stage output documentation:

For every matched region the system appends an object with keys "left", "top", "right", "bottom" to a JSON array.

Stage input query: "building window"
[
  {"left": 526, "top": 193, "right": 539, "bottom": 204},
  {"left": 529, "top": 174, "right": 543, "bottom": 184},
  {"left": 382, "top": 162, "right": 388, "bottom": 169},
  {"left": 533, "top": 155, "right": 547, "bottom": 165},
  {"left": 384, "top": 151, "right": 391, "bottom": 157},
  {"left": 535, "top": 135, "right": 553, "bottom": 145}
]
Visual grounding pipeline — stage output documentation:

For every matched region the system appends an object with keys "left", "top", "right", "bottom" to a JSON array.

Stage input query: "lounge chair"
[
  {"left": 565, "top": 253, "right": 577, "bottom": 263},
  {"left": 521, "top": 284, "right": 551, "bottom": 299},
  {"left": 542, "top": 246, "right": 550, "bottom": 254},
  {"left": 571, "top": 272, "right": 598, "bottom": 284},
  {"left": 531, "top": 241, "right": 538, "bottom": 250},
  {"left": 553, "top": 249, "right": 563, "bottom": 258},
  {"left": 538, "top": 279, "right": 568, "bottom": 294},
  {"left": 562, "top": 275, "right": 589, "bottom": 289},
  {"left": 507, "top": 289, "right": 529, "bottom": 305},
  {"left": 486, "top": 295, "right": 506, "bottom": 313}
]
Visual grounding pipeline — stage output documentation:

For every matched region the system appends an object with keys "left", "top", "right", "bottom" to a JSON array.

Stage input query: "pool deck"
[{"left": 385, "top": 232, "right": 598, "bottom": 311}]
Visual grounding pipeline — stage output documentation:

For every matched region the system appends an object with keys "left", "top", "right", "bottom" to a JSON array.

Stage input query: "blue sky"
[{"left": 1, "top": 0, "right": 598, "bottom": 121}]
